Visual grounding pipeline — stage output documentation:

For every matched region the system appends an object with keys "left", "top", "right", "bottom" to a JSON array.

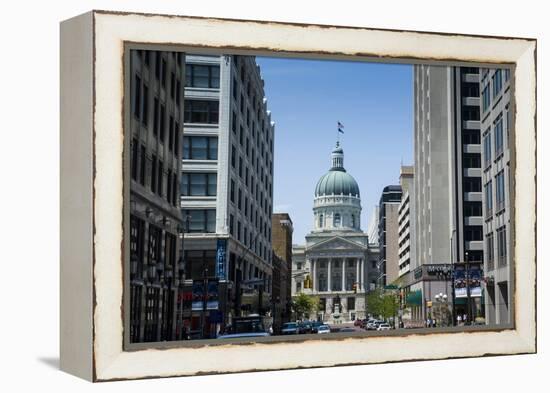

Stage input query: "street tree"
[
  {"left": 366, "top": 288, "right": 400, "bottom": 322},
  {"left": 291, "top": 293, "right": 318, "bottom": 320}
]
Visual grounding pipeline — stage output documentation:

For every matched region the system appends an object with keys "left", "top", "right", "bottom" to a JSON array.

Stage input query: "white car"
[
  {"left": 317, "top": 324, "right": 331, "bottom": 334},
  {"left": 377, "top": 323, "right": 391, "bottom": 331}
]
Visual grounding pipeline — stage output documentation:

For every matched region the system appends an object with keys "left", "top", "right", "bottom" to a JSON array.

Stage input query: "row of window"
[
  {"left": 483, "top": 112, "right": 508, "bottom": 168},
  {"left": 185, "top": 64, "right": 220, "bottom": 89},
  {"left": 481, "top": 69, "right": 510, "bottom": 112},
  {"left": 231, "top": 144, "right": 272, "bottom": 200},
  {"left": 484, "top": 170, "right": 506, "bottom": 216},
  {"left": 131, "top": 139, "right": 179, "bottom": 207},
  {"left": 181, "top": 172, "right": 217, "bottom": 197},
  {"left": 182, "top": 136, "right": 218, "bottom": 160},
  {"left": 184, "top": 100, "right": 219, "bottom": 124},
  {"left": 182, "top": 209, "right": 216, "bottom": 233},
  {"left": 129, "top": 216, "right": 178, "bottom": 277},
  {"left": 229, "top": 213, "right": 270, "bottom": 261},
  {"left": 485, "top": 226, "right": 508, "bottom": 269}
]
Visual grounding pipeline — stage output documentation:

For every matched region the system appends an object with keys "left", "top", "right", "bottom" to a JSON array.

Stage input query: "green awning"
[{"left": 406, "top": 290, "right": 422, "bottom": 306}]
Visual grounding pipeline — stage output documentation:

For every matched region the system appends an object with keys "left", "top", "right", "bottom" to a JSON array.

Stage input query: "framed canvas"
[{"left": 60, "top": 10, "right": 536, "bottom": 381}]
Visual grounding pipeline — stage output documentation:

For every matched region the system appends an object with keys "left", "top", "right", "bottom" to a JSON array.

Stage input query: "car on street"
[
  {"left": 377, "top": 323, "right": 391, "bottom": 331},
  {"left": 281, "top": 322, "right": 300, "bottom": 335},
  {"left": 317, "top": 324, "right": 331, "bottom": 334},
  {"left": 311, "top": 321, "right": 324, "bottom": 333},
  {"left": 298, "top": 321, "right": 313, "bottom": 334}
]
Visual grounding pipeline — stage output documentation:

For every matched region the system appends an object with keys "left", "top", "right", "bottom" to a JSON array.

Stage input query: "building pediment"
[{"left": 306, "top": 236, "right": 367, "bottom": 253}]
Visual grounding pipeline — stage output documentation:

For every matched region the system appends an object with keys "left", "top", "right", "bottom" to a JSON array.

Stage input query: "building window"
[
  {"left": 464, "top": 226, "right": 483, "bottom": 241},
  {"left": 229, "top": 214, "right": 234, "bottom": 235},
  {"left": 492, "top": 69, "right": 502, "bottom": 98},
  {"left": 483, "top": 131, "right": 492, "bottom": 168},
  {"left": 230, "top": 179, "right": 235, "bottom": 203},
  {"left": 334, "top": 213, "right": 341, "bottom": 227},
  {"left": 131, "top": 138, "right": 138, "bottom": 181},
  {"left": 185, "top": 64, "right": 220, "bottom": 88},
  {"left": 184, "top": 100, "right": 219, "bottom": 124},
  {"left": 462, "top": 106, "right": 479, "bottom": 121},
  {"left": 182, "top": 209, "right": 216, "bottom": 233},
  {"left": 142, "top": 85, "right": 149, "bottom": 126},
  {"left": 238, "top": 188, "right": 242, "bottom": 210},
  {"left": 181, "top": 173, "right": 217, "bottom": 196},
  {"left": 497, "top": 226, "right": 507, "bottom": 266},
  {"left": 319, "top": 214, "right": 324, "bottom": 228},
  {"left": 462, "top": 153, "right": 481, "bottom": 168},
  {"left": 347, "top": 297, "right": 355, "bottom": 311},
  {"left": 351, "top": 214, "right": 356, "bottom": 228},
  {"left": 463, "top": 177, "right": 481, "bottom": 192},
  {"left": 139, "top": 145, "right": 146, "bottom": 185},
  {"left": 494, "top": 115, "right": 504, "bottom": 157},
  {"left": 496, "top": 170, "right": 506, "bottom": 212},
  {"left": 463, "top": 129, "right": 481, "bottom": 145},
  {"left": 182, "top": 136, "right": 218, "bottom": 160},
  {"left": 482, "top": 84, "right": 491, "bottom": 112},
  {"left": 485, "top": 180, "right": 493, "bottom": 217},
  {"left": 159, "top": 104, "right": 166, "bottom": 142},
  {"left": 231, "top": 145, "right": 236, "bottom": 168},
  {"left": 150, "top": 155, "right": 157, "bottom": 193},
  {"left": 134, "top": 75, "right": 141, "bottom": 119},
  {"left": 486, "top": 233, "right": 495, "bottom": 270},
  {"left": 463, "top": 202, "right": 482, "bottom": 217}
]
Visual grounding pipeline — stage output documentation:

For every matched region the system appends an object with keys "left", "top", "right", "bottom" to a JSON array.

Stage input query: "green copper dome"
[
  {"left": 314, "top": 142, "right": 360, "bottom": 197},
  {"left": 315, "top": 169, "right": 360, "bottom": 197}
]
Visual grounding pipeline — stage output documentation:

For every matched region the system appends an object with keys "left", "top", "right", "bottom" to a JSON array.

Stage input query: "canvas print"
[{"left": 126, "top": 49, "right": 513, "bottom": 345}]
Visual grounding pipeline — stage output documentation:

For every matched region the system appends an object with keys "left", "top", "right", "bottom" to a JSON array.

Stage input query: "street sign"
[{"left": 384, "top": 284, "right": 398, "bottom": 290}]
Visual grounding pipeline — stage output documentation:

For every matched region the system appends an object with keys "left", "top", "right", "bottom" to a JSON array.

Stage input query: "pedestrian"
[{"left": 457, "top": 314, "right": 462, "bottom": 325}]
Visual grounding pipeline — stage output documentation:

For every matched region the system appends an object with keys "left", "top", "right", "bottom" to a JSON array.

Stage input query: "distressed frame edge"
[
  {"left": 59, "top": 10, "right": 96, "bottom": 382},
  {"left": 86, "top": 11, "right": 536, "bottom": 381}
]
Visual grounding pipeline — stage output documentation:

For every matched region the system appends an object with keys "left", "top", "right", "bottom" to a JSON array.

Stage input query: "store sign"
[
  {"left": 216, "top": 239, "right": 227, "bottom": 280},
  {"left": 454, "top": 265, "right": 467, "bottom": 298}
]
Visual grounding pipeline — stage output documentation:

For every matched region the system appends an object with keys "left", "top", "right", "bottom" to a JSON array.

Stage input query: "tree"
[
  {"left": 291, "top": 293, "right": 318, "bottom": 320},
  {"left": 366, "top": 288, "right": 400, "bottom": 322}
]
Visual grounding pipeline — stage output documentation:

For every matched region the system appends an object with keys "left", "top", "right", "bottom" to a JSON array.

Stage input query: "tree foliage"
[
  {"left": 291, "top": 293, "right": 318, "bottom": 320},
  {"left": 366, "top": 288, "right": 400, "bottom": 321}
]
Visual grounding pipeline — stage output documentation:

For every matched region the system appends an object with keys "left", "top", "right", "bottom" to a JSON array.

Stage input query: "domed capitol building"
[{"left": 292, "top": 142, "right": 380, "bottom": 323}]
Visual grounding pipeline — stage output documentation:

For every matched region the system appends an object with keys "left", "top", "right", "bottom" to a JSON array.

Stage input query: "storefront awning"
[{"left": 406, "top": 290, "right": 422, "bottom": 306}]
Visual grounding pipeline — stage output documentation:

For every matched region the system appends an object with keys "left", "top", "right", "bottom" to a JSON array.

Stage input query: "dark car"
[
  {"left": 281, "top": 322, "right": 300, "bottom": 335},
  {"left": 311, "top": 321, "right": 324, "bottom": 333},
  {"left": 298, "top": 321, "right": 313, "bottom": 334}
]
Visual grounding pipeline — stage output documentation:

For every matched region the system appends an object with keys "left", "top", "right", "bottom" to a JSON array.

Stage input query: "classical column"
[
  {"left": 356, "top": 258, "right": 360, "bottom": 290},
  {"left": 360, "top": 258, "right": 365, "bottom": 291},
  {"left": 342, "top": 258, "right": 346, "bottom": 291},
  {"left": 311, "top": 258, "right": 316, "bottom": 292},
  {"left": 327, "top": 258, "right": 332, "bottom": 292}
]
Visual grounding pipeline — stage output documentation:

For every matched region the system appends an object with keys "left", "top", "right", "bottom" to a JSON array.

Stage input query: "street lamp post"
[{"left": 434, "top": 292, "right": 448, "bottom": 327}]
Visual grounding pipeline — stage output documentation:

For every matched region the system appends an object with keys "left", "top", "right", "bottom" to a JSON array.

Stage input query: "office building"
[
  {"left": 180, "top": 54, "right": 275, "bottom": 337},
  {"left": 129, "top": 49, "right": 186, "bottom": 343},
  {"left": 480, "top": 67, "right": 512, "bottom": 325},
  {"left": 271, "top": 213, "right": 294, "bottom": 332},
  {"left": 377, "top": 185, "right": 402, "bottom": 286},
  {"left": 409, "top": 65, "right": 484, "bottom": 326}
]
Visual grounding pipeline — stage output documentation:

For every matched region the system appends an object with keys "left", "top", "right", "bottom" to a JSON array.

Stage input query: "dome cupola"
[{"left": 313, "top": 142, "right": 362, "bottom": 232}]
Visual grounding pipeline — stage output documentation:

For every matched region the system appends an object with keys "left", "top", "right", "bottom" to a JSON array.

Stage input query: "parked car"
[
  {"left": 353, "top": 319, "right": 362, "bottom": 327},
  {"left": 339, "top": 327, "right": 357, "bottom": 333},
  {"left": 281, "top": 322, "right": 300, "bottom": 335},
  {"left": 377, "top": 323, "right": 391, "bottom": 331},
  {"left": 317, "top": 324, "right": 331, "bottom": 334},
  {"left": 298, "top": 321, "right": 313, "bottom": 334},
  {"left": 311, "top": 321, "right": 324, "bottom": 333}
]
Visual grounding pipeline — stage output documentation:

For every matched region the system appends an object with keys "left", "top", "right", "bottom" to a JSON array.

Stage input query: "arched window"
[
  {"left": 351, "top": 214, "right": 356, "bottom": 228},
  {"left": 319, "top": 213, "right": 324, "bottom": 228},
  {"left": 334, "top": 213, "right": 341, "bottom": 227}
]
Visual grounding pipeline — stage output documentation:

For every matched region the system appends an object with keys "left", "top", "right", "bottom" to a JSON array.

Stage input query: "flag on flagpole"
[{"left": 337, "top": 121, "right": 344, "bottom": 134}]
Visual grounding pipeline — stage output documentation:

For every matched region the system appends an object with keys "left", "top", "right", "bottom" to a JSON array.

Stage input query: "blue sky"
[{"left": 256, "top": 56, "right": 413, "bottom": 242}]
